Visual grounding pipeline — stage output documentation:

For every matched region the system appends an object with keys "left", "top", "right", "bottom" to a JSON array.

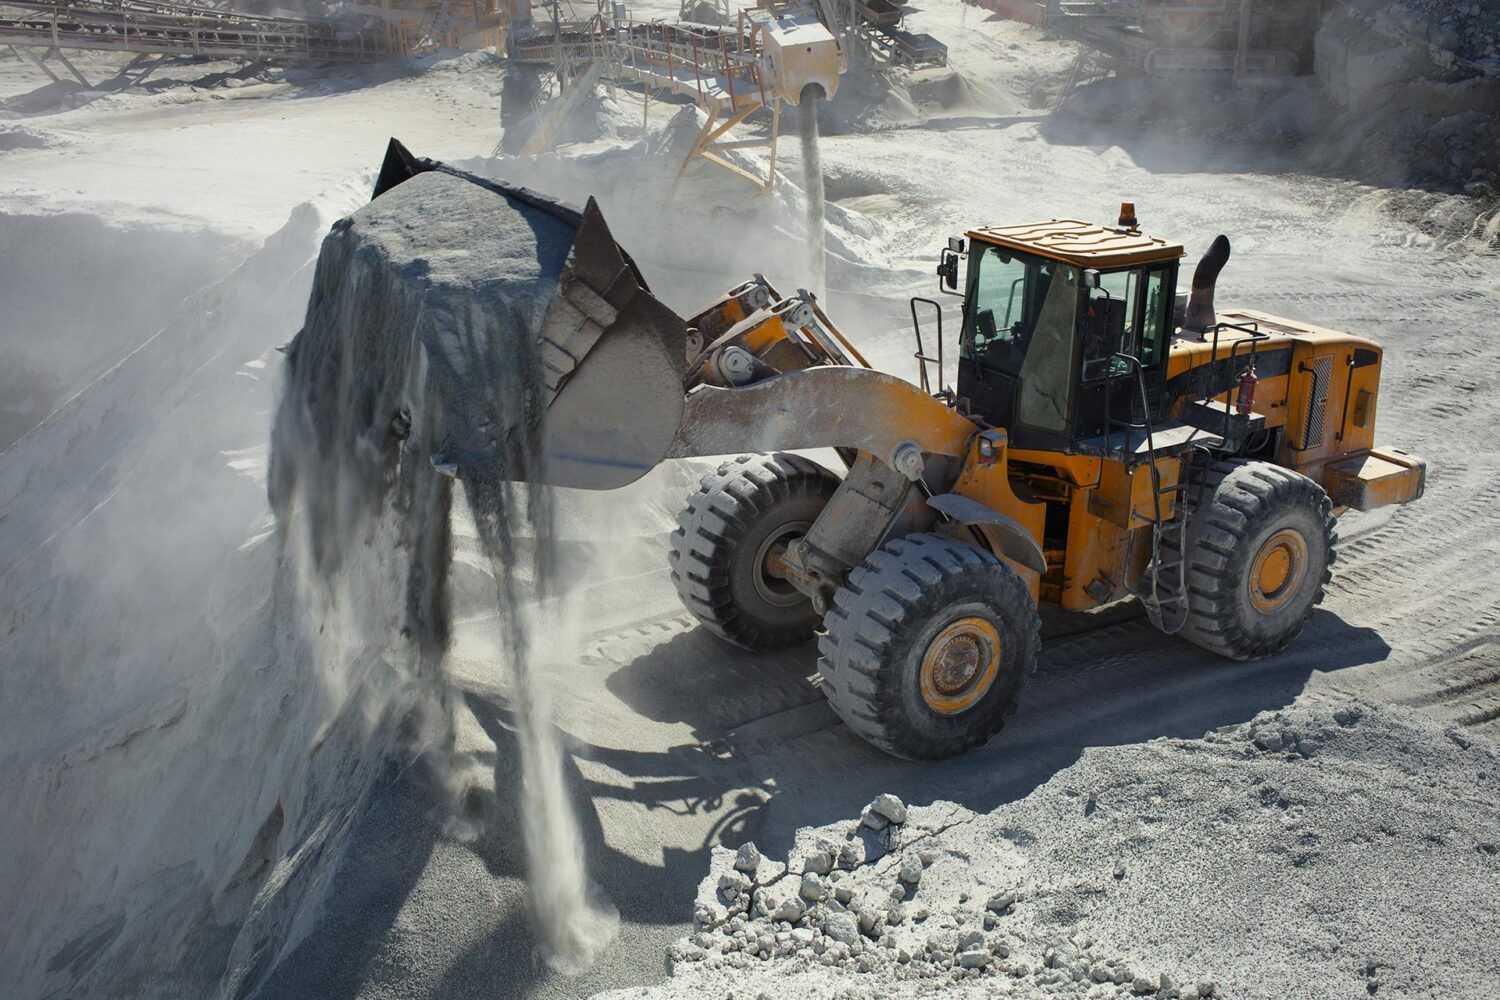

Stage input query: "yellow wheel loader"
[{"left": 362, "top": 150, "right": 1426, "bottom": 760}]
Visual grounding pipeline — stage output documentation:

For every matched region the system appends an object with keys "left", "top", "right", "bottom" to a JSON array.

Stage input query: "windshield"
[{"left": 961, "top": 245, "right": 1080, "bottom": 433}]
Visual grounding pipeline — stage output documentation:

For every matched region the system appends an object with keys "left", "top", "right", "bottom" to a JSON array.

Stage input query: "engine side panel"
[{"left": 1167, "top": 308, "right": 1390, "bottom": 493}]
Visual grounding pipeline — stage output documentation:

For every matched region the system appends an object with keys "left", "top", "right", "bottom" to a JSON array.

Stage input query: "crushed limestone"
[{"left": 598, "top": 700, "right": 1500, "bottom": 1000}]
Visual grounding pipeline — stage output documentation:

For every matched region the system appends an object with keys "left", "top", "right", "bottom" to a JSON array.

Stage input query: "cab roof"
[{"left": 966, "top": 220, "right": 1185, "bottom": 269}]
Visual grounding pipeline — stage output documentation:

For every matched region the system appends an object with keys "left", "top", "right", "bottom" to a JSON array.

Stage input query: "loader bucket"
[{"left": 367, "top": 140, "right": 689, "bottom": 490}]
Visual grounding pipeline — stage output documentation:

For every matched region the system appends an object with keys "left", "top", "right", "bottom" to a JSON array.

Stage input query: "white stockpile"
[{"left": 0, "top": 182, "right": 382, "bottom": 1000}]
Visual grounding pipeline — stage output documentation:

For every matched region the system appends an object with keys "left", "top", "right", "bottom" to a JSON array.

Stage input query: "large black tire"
[
  {"left": 817, "top": 533, "right": 1041, "bottom": 760},
  {"left": 1167, "top": 459, "right": 1337, "bottom": 660},
  {"left": 669, "top": 453, "right": 839, "bottom": 651}
]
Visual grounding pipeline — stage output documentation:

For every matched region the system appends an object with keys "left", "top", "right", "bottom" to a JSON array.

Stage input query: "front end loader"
[{"left": 372, "top": 148, "right": 1426, "bottom": 760}]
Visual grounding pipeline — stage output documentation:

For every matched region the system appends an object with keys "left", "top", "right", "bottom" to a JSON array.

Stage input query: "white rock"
[
  {"left": 958, "top": 948, "right": 990, "bottom": 969},
  {"left": 870, "top": 793, "right": 908, "bottom": 824},
  {"left": 801, "top": 849, "right": 834, "bottom": 876},
  {"left": 986, "top": 890, "right": 1018, "bottom": 912},
  {"left": 899, "top": 853, "right": 924, "bottom": 884},
  {"left": 825, "top": 911, "right": 860, "bottom": 945},
  {"left": 734, "top": 842, "right": 762, "bottom": 873},
  {"left": 773, "top": 895, "right": 806, "bottom": 923},
  {"left": 800, "top": 872, "right": 827, "bottom": 902},
  {"left": 861, "top": 808, "right": 890, "bottom": 831}
]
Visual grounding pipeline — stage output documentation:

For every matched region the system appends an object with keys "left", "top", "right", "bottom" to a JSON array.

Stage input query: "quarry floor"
[{"left": 4, "top": 7, "right": 1499, "bottom": 1000}]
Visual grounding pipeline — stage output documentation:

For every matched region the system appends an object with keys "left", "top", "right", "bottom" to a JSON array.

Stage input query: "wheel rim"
[
  {"left": 919, "top": 616, "right": 1002, "bottom": 716},
  {"left": 751, "top": 519, "right": 812, "bottom": 609},
  {"left": 1249, "top": 527, "right": 1309, "bottom": 614}
]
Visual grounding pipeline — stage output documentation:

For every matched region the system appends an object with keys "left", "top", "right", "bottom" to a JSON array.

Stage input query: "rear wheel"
[
  {"left": 669, "top": 453, "right": 839, "bottom": 650},
  {"left": 1169, "top": 459, "right": 1336, "bottom": 660},
  {"left": 817, "top": 533, "right": 1041, "bottom": 760}
]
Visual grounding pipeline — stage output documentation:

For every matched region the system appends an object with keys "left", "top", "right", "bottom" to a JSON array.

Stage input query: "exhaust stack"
[{"left": 1181, "top": 234, "right": 1230, "bottom": 341}]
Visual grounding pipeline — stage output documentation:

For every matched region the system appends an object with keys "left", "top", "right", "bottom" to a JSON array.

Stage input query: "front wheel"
[
  {"left": 669, "top": 453, "right": 839, "bottom": 650},
  {"left": 817, "top": 533, "right": 1041, "bottom": 760}
]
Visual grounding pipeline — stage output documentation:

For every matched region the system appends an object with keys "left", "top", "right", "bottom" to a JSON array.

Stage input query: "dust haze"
[{"left": 2, "top": 3, "right": 1498, "bottom": 1000}]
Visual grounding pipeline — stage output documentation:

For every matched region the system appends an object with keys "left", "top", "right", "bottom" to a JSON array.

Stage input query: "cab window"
[
  {"left": 960, "top": 245, "right": 1079, "bottom": 433},
  {"left": 1139, "top": 268, "right": 1167, "bottom": 367},
  {"left": 1078, "top": 266, "right": 1170, "bottom": 378}
]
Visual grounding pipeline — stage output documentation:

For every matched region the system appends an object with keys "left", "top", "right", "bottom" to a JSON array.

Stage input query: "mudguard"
[{"left": 925, "top": 492, "right": 1047, "bottom": 574}]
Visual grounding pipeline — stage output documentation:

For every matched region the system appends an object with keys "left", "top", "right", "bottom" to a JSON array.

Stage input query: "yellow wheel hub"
[
  {"left": 1249, "top": 527, "right": 1308, "bottom": 614},
  {"left": 919, "top": 617, "right": 1002, "bottom": 716}
]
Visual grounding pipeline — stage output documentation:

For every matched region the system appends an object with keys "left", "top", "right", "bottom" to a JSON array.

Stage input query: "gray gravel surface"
[{"left": 600, "top": 701, "right": 1500, "bottom": 999}]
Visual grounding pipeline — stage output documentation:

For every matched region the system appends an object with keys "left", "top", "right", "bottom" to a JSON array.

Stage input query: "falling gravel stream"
[
  {"left": 799, "top": 87, "right": 827, "bottom": 301},
  {"left": 269, "top": 169, "right": 617, "bottom": 975}
]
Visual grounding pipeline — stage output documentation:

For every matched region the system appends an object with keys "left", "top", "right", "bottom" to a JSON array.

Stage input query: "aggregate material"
[{"left": 602, "top": 701, "right": 1500, "bottom": 1000}]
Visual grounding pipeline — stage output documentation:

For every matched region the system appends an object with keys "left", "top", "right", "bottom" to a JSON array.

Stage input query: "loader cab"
[{"left": 952, "top": 215, "right": 1182, "bottom": 451}]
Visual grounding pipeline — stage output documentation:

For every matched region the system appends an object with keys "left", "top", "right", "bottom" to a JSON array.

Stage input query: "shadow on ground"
[{"left": 251, "top": 604, "right": 1388, "bottom": 999}]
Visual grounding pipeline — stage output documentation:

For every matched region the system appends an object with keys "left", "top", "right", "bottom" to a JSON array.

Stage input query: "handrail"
[
  {"left": 1208, "top": 319, "right": 1269, "bottom": 441},
  {"left": 910, "top": 296, "right": 944, "bottom": 395}
]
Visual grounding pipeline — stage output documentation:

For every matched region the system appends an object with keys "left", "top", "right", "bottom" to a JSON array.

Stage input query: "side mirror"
[
  {"left": 1083, "top": 268, "right": 1101, "bottom": 290},
  {"left": 948, "top": 237, "right": 966, "bottom": 254},
  {"left": 937, "top": 249, "right": 961, "bottom": 293}
]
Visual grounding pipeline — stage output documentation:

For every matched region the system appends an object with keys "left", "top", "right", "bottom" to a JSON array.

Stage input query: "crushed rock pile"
[
  {"left": 600, "top": 700, "right": 1500, "bottom": 1000},
  {"left": 1063, "top": 5, "right": 1499, "bottom": 202},
  {"left": 1359, "top": 0, "right": 1500, "bottom": 68}
]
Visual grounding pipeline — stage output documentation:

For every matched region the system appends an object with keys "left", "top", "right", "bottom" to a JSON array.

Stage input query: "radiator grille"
[{"left": 1300, "top": 355, "right": 1333, "bottom": 449}]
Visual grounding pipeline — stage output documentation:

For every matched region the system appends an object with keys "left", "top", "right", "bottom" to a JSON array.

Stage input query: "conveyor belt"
[{"left": 0, "top": 0, "right": 386, "bottom": 62}]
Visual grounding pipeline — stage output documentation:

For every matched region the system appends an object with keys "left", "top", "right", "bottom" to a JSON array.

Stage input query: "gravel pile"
[
  {"left": 600, "top": 700, "right": 1500, "bottom": 1000},
  {"left": 1365, "top": 0, "right": 1500, "bottom": 69}
]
